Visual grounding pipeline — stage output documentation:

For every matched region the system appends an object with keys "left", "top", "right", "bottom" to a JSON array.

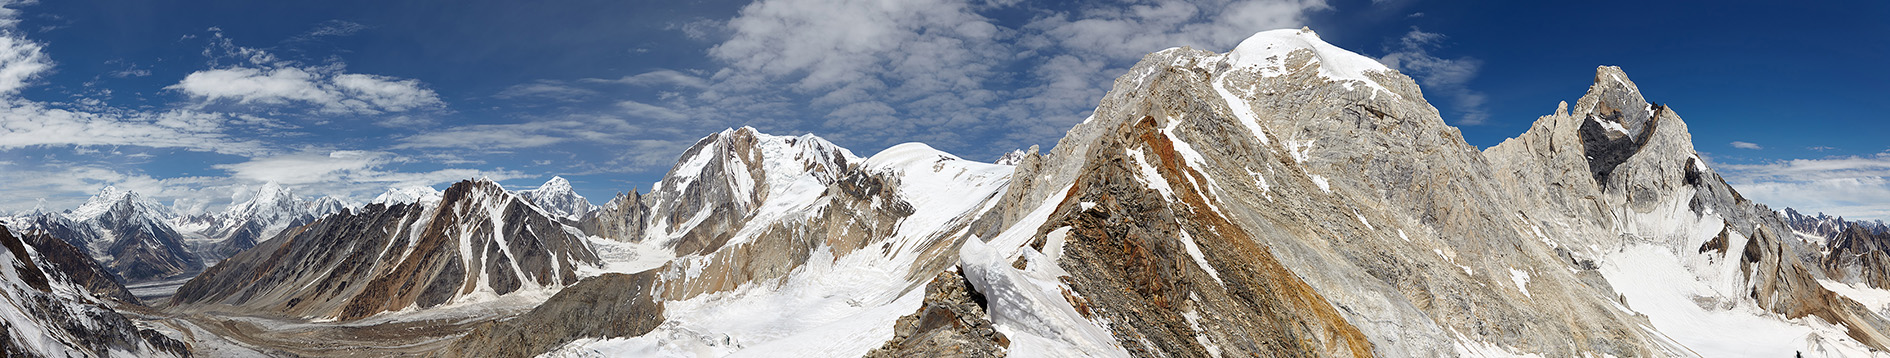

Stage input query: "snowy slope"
[{"left": 545, "top": 141, "right": 1014, "bottom": 357}]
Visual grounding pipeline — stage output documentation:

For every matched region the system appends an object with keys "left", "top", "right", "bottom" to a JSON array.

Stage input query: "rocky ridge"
[{"left": 168, "top": 179, "right": 602, "bottom": 321}]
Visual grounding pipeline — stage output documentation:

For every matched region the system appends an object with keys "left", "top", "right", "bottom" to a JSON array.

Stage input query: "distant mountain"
[
  {"left": 11, "top": 186, "right": 202, "bottom": 283},
  {"left": 1785, "top": 208, "right": 1890, "bottom": 290},
  {"left": 371, "top": 185, "right": 443, "bottom": 206},
  {"left": 170, "top": 179, "right": 602, "bottom": 320},
  {"left": 516, "top": 176, "right": 594, "bottom": 221},
  {"left": 191, "top": 182, "right": 348, "bottom": 261}
]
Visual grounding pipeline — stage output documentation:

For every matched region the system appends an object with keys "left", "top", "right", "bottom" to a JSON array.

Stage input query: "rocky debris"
[
  {"left": 0, "top": 225, "right": 190, "bottom": 357},
  {"left": 865, "top": 268, "right": 1006, "bottom": 358},
  {"left": 171, "top": 179, "right": 601, "bottom": 321},
  {"left": 439, "top": 271, "right": 664, "bottom": 358}
]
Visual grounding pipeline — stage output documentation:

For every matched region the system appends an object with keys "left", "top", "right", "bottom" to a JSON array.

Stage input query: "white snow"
[
  {"left": 1599, "top": 243, "right": 1889, "bottom": 357},
  {"left": 1507, "top": 268, "right": 1531, "bottom": 298},
  {"left": 1223, "top": 28, "right": 1397, "bottom": 98},
  {"left": 1309, "top": 174, "right": 1331, "bottom": 193},
  {"left": 1177, "top": 230, "right": 1223, "bottom": 285},
  {"left": 1126, "top": 148, "right": 1175, "bottom": 200},
  {"left": 1819, "top": 279, "right": 1890, "bottom": 316},
  {"left": 371, "top": 186, "right": 442, "bottom": 206},
  {"left": 1594, "top": 118, "right": 1630, "bottom": 136},
  {"left": 1210, "top": 75, "right": 1271, "bottom": 145}
]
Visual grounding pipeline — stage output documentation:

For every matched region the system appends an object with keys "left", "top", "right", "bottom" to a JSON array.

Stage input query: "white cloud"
[
  {"left": 1720, "top": 152, "right": 1890, "bottom": 222},
  {"left": 294, "top": 20, "right": 370, "bottom": 40},
  {"left": 1730, "top": 141, "right": 1763, "bottom": 150},
  {"left": 494, "top": 81, "right": 599, "bottom": 101},
  {"left": 1379, "top": 27, "right": 1489, "bottom": 125},
  {"left": 596, "top": 69, "right": 710, "bottom": 89},
  {"left": 169, "top": 66, "right": 443, "bottom": 115},
  {"left": 169, "top": 33, "right": 443, "bottom": 115},
  {"left": 0, "top": 33, "right": 50, "bottom": 95},
  {"left": 0, "top": 103, "right": 270, "bottom": 155},
  {"left": 647, "top": 0, "right": 1329, "bottom": 158}
]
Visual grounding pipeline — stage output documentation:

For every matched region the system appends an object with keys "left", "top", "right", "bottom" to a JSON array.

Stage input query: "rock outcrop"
[
  {"left": 865, "top": 268, "right": 1006, "bottom": 358},
  {"left": 438, "top": 271, "right": 664, "bottom": 358}
]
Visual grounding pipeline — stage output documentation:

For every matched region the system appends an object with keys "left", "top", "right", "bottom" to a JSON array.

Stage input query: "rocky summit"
[{"left": 4, "top": 28, "right": 1889, "bottom": 357}]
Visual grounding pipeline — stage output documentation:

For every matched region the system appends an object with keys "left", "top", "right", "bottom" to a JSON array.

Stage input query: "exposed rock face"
[
  {"left": 11, "top": 228, "right": 140, "bottom": 305},
  {"left": 865, "top": 268, "right": 1005, "bottom": 358},
  {"left": 1488, "top": 65, "right": 1890, "bottom": 354},
  {"left": 637, "top": 128, "right": 858, "bottom": 255},
  {"left": 0, "top": 225, "right": 189, "bottom": 357},
  {"left": 578, "top": 190, "right": 646, "bottom": 243},
  {"left": 169, "top": 179, "right": 601, "bottom": 320},
  {"left": 516, "top": 176, "right": 595, "bottom": 221},
  {"left": 12, "top": 187, "right": 202, "bottom": 284},
  {"left": 439, "top": 271, "right": 663, "bottom": 358}
]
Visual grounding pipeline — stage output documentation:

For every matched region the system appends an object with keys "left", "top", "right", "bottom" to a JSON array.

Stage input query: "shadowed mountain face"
[{"left": 169, "top": 179, "right": 601, "bottom": 321}]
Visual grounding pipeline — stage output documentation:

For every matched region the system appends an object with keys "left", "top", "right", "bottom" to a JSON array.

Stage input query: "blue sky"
[{"left": 0, "top": 0, "right": 1886, "bottom": 221}]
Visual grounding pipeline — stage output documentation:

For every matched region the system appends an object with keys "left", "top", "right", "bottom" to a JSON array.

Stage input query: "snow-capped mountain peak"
[
  {"left": 371, "top": 186, "right": 444, "bottom": 206},
  {"left": 1223, "top": 28, "right": 1395, "bottom": 96},
  {"left": 516, "top": 176, "right": 594, "bottom": 220},
  {"left": 67, "top": 186, "right": 173, "bottom": 222}
]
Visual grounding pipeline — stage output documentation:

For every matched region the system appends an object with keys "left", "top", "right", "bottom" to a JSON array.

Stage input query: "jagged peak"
[{"left": 1574, "top": 66, "right": 1656, "bottom": 139}]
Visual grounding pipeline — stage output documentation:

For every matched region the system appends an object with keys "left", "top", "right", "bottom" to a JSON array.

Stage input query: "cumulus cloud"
[
  {"left": 1719, "top": 152, "right": 1890, "bottom": 222},
  {"left": 1379, "top": 27, "right": 1489, "bottom": 125},
  {"left": 1730, "top": 141, "right": 1763, "bottom": 150},
  {"left": 169, "top": 32, "right": 443, "bottom": 115}
]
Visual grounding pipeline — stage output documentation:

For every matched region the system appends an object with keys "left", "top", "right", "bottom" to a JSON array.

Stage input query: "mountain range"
[{"left": 3, "top": 28, "right": 1889, "bottom": 357}]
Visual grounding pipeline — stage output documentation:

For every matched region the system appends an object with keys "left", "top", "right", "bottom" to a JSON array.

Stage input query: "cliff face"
[
  {"left": 169, "top": 179, "right": 601, "bottom": 321},
  {"left": 0, "top": 225, "right": 188, "bottom": 357}
]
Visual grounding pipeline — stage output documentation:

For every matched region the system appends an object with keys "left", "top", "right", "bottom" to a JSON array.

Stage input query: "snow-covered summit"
[
  {"left": 67, "top": 185, "right": 174, "bottom": 221},
  {"left": 371, "top": 186, "right": 444, "bottom": 206},
  {"left": 517, "top": 176, "right": 595, "bottom": 220},
  {"left": 1223, "top": 28, "right": 1395, "bottom": 95}
]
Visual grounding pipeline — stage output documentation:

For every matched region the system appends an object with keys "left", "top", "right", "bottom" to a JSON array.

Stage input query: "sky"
[{"left": 0, "top": 0, "right": 1886, "bottom": 221}]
